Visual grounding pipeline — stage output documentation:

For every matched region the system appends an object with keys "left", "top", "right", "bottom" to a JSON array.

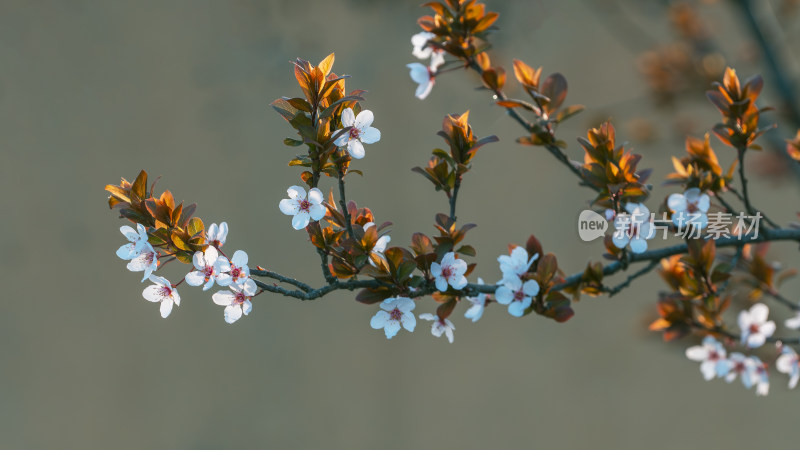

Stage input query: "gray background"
[{"left": 2, "top": 0, "right": 800, "bottom": 448}]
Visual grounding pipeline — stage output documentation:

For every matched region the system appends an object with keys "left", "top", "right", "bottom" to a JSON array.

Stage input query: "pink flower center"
[
  {"left": 441, "top": 266, "right": 452, "bottom": 279},
  {"left": 299, "top": 199, "right": 311, "bottom": 212},
  {"left": 513, "top": 290, "right": 525, "bottom": 302},
  {"left": 389, "top": 308, "right": 403, "bottom": 321},
  {"left": 159, "top": 286, "right": 172, "bottom": 299},
  {"left": 687, "top": 202, "right": 699, "bottom": 214},
  {"left": 749, "top": 324, "right": 760, "bottom": 334},
  {"left": 234, "top": 292, "right": 247, "bottom": 305},
  {"left": 231, "top": 267, "right": 242, "bottom": 279},
  {"left": 708, "top": 350, "right": 719, "bottom": 361},
  {"left": 203, "top": 265, "right": 214, "bottom": 278},
  {"left": 348, "top": 128, "right": 361, "bottom": 139},
  {"left": 734, "top": 361, "right": 746, "bottom": 373}
]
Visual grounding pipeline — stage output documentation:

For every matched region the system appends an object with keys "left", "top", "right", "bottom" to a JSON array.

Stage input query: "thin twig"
[
  {"left": 337, "top": 166, "right": 356, "bottom": 240},
  {"left": 604, "top": 260, "right": 660, "bottom": 297}
]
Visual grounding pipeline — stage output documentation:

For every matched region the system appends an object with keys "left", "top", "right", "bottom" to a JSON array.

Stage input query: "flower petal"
[
  {"left": 185, "top": 271, "right": 206, "bottom": 287},
  {"left": 308, "top": 188, "right": 323, "bottom": 204},
  {"left": 341, "top": 108, "right": 355, "bottom": 127},
  {"left": 287, "top": 185, "right": 306, "bottom": 200},
  {"left": 400, "top": 313, "right": 416, "bottom": 332},
  {"left": 347, "top": 139, "right": 366, "bottom": 159},
  {"left": 360, "top": 127, "right": 381, "bottom": 144},
  {"left": 292, "top": 211, "right": 311, "bottom": 230},
  {"left": 279, "top": 198, "right": 299, "bottom": 216},
  {"left": 383, "top": 320, "right": 401, "bottom": 339},
  {"left": 355, "top": 109, "right": 374, "bottom": 130},
  {"left": 242, "top": 300, "right": 253, "bottom": 316},
  {"left": 213, "top": 291, "right": 235, "bottom": 306},
  {"left": 370, "top": 310, "right": 390, "bottom": 329},
  {"left": 224, "top": 305, "right": 243, "bottom": 324},
  {"left": 160, "top": 299, "right": 174, "bottom": 318}
]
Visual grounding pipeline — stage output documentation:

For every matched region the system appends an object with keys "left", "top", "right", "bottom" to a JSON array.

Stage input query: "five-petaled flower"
[
  {"left": 370, "top": 297, "right": 416, "bottom": 339},
  {"left": 279, "top": 185, "right": 327, "bottom": 230},
  {"left": 776, "top": 346, "right": 800, "bottom": 389},
  {"left": 411, "top": 31, "right": 445, "bottom": 68},
  {"left": 206, "top": 222, "right": 228, "bottom": 248},
  {"left": 495, "top": 276, "right": 540, "bottom": 317},
  {"left": 212, "top": 278, "right": 257, "bottom": 324},
  {"left": 116, "top": 223, "right": 150, "bottom": 260},
  {"left": 498, "top": 246, "right": 538, "bottom": 281},
  {"left": 126, "top": 243, "right": 159, "bottom": 281},
  {"left": 430, "top": 252, "right": 468, "bottom": 292},
  {"left": 185, "top": 246, "right": 223, "bottom": 291},
  {"left": 215, "top": 250, "right": 250, "bottom": 287},
  {"left": 142, "top": 275, "right": 180, "bottom": 318},
  {"left": 333, "top": 107, "right": 381, "bottom": 159},
  {"left": 685, "top": 336, "right": 730, "bottom": 380},
  {"left": 612, "top": 203, "right": 655, "bottom": 254},
  {"left": 725, "top": 352, "right": 756, "bottom": 388},
  {"left": 738, "top": 303, "right": 775, "bottom": 348},
  {"left": 419, "top": 313, "right": 455, "bottom": 343},
  {"left": 464, "top": 277, "right": 488, "bottom": 322},
  {"left": 668, "top": 188, "right": 711, "bottom": 230}
]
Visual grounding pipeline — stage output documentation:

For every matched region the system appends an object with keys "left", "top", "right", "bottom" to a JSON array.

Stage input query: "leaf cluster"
[
  {"left": 418, "top": 0, "right": 499, "bottom": 60},
  {"left": 666, "top": 133, "right": 736, "bottom": 193},
  {"left": 105, "top": 170, "right": 205, "bottom": 264}
]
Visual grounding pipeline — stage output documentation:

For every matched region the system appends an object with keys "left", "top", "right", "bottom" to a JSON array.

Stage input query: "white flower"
[
  {"left": 785, "top": 312, "right": 800, "bottom": 330},
  {"left": 407, "top": 63, "right": 436, "bottom": 100},
  {"left": 215, "top": 250, "right": 250, "bottom": 287},
  {"left": 464, "top": 277, "right": 488, "bottom": 322},
  {"left": 363, "top": 222, "right": 391, "bottom": 265},
  {"left": 612, "top": 203, "right": 655, "bottom": 254},
  {"left": 212, "top": 278, "right": 257, "bottom": 324},
  {"left": 411, "top": 31, "right": 445, "bottom": 67},
  {"left": 185, "top": 246, "right": 223, "bottom": 291},
  {"left": 430, "top": 252, "right": 468, "bottom": 292},
  {"left": 206, "top": 222, "right": 228, "bottom": 248},
  {"left": 126, "top": 242, "right": 159, "bottom": 281},
  {"left": 725, "top": 352, "right": 756, "bottom": 388},
  {"left": 142, "top": 275, "right": 180, "bottom": 318},
  {"left": 495, "top": 276, "right": 540, "bottom": 317},
  {"left": 776, "top": 346, "right": 800, "bottom": 389},
  {"left": 279, "top": 185, "right": 327, "bottom": 230},
  {"left": 419, "top": 313, "right": 455, "bottom": 343},
  {"left": 668, "top": 188, "right": 711, "bottom": 230},
  {"left": 333, "top": 108, "right": 381, "bottom": 159},
  {"left": 738, "top": 303, "right": 775, "bottom": 348},
  {"left": 116, "top": 223, "right": 149, "bottom": 260},
  {"left": 685, "top": 336, "right": 730, "bottom": 380},
  {"left": 370, "top": 297, "right": 416, "bottom": 339},
  {"left": 498, "top": 246, "right": 538, "bottom": 281}
]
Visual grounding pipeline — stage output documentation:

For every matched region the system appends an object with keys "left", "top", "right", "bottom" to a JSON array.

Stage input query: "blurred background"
[{"left": 2, "top": 0, "right": 800, "bottom": 448}]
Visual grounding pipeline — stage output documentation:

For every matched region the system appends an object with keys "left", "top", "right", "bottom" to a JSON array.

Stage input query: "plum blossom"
[
  {"left": 725, "top": 352, "right": 756, "bottom": 388},
  {"left": 430, "top": 252, "right": 468, "bottom": 292},
  {"left": 185, "top": 246, "right": 223, "bottom": 291},
  {"left": 206, "top": 222, "right": 228, "bottom": 248},
  {"left": 419, "top": 313, "right": 455, "bottom": 343},
  {"left": 668, "top": 188, "right": 711, "bottom": 230},
  {"left": 333, "top": 107, "right": 381, "bottom": 159},
  {"left": 212, "top": 278, "right": 257, "bottom": 324},
  {"left": 279, "top": 186, "right": 327, "bottom": 230},
  {"left": 464, "top": 277, "right": 488, "bottom": 322},
  {"left": 495, "top": 276, "right": 540, "bottom": 317},
  {"left": 363, "top": 222, "right": 390, "bottom": 265},
  {"left": 776, "top": 346, "right": 800, "bottom": 389},
  {"left": 498, "top": 246, "right": 538, "bottom": 281},
  {"left": 142, "top": 275, "right": 180, "bottom": 318},
  {"left": 738, "top": 303, "right": 775, "bottom": 348},
  {"left": 612, "top": 203, "right": 655, "bottom": 254},
  {"left": 116, "top": 223, "right": 149, "bottom": 260},
  {"left": 685, "top": 336, "right": 730, "bottom": 380},
  {"left": 126, "top": 243, "right": 159, "bottom": 281},
  {"left": 407, "top": 63, "right": 437, "bottom": 100},
  {"left": 370, "top": 297, "right": 416, "bottom": 339},
  {"left": 215, "top": 250, "right": 250, "bottom": 287},
  {"left": 785, "top": 312, "right": 800, "bottom": 330},
  {"left": 411, "top": 31, "right": 445, "bottom": 67}
]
